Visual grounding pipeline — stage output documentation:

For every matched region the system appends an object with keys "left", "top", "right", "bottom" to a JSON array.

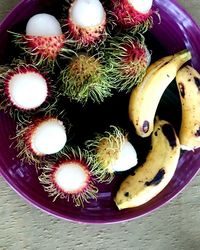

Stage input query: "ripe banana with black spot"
[
  {"left": 129, "top": 50, "right": 192, "bottom": 138},
  {"left": 176, "top": 65, "right": 200, "bottom": 150},
  {"left": 115, "top": 119, "right": 180, "bottom": 210}
]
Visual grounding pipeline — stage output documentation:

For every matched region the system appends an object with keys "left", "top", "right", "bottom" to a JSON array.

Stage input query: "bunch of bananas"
[{"left": 115, "top": 49, "right": 200, "bottom": 210}]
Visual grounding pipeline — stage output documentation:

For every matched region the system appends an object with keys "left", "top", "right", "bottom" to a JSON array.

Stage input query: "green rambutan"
[
  {"left": 104, "top": 35, "right": 151, "bottom": 92},
  {"left": 85, "top": 126, "right": 138, "bottom": 183},
  {"left": 60, "top": 53, "right": 113, "bottom": 104}
]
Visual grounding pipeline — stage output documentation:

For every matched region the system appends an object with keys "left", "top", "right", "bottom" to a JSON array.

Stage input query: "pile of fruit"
[{"left": 0, "top": 0, "right": 199, "bottom": 210}]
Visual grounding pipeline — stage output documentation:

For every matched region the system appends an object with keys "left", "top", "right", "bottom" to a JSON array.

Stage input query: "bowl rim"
[{"left": 0, "top": 0, "right": 200, "bottom": 224}]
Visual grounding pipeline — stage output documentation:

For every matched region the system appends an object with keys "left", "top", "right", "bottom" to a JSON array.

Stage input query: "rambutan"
[
  {"left": 110, "top": 0, "right": 154, "bottom": 32},
  {"left": 38, "top": 148, "right": 98, "bottom": 207},
  {"left": 0, "top": 64, "right": 53, "bottom": 121},
  {"left": 105, "top": 35, "right": 151, "bottom": 92},
  {"left": 86, "top": 126, "right": 138, "bottom": 183},
  {"left": 66, "top": 0, "right": 107, "bottom": 47},
  {"left": 14, "top": 117, "right": 68, "bottom": 165},
  {"left": 60, "top": 53, "right": 113, "bottom": 104},
  {"left": 12, "top": 13, "right": 67, "bottom": 66}
]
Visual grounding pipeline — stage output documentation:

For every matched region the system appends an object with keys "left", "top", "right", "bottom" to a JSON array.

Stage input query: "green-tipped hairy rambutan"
[
  {"left": 60, "top": 53, "right": 113, "bottom": 104},
  {"left": 104, "top": 35, "right": 151, "bottom": 93},
  {"left": 38, "top": 147, "right": 98, "bottom": 207},
  {"left": 85, "top": 126, "right": 138, "bottom": 183}
]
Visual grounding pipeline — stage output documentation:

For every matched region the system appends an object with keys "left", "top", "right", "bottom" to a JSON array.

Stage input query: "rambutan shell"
[
  {"left": 111, "top": 0, "right": 153, "bottom": 28},
  {"left": 4, "top": 66, "right": 48, "bottom": 110},
  {"left": 25, "top": 118, "right": 67, "bottom": 156},
  {"left": 67, "top": 0, "right": 107, "bottom": 46}
]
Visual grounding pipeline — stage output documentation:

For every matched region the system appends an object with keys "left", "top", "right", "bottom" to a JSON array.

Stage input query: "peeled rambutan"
[
  {"left": 105, "top": 35, "right": 151, "bottom": 92},
  {"left": 66, "top": 0, "right": 107, "bottom": 47},
  {"left": 85, "top": 126, "right": 138, "bottom": 183},
  {"left": 110, "top": 0, "right": 154, "bottom": 32},
  {"left": 14, "top": 117, "right": 68, "bottom": 165},
  {"left": 38, "top": 148, "right": 98, "bottom": 207},
  {"left": 0, "top": 64, "right": 51, "bottom": 118},
  {"left": 60, "top": 53, "right": 113, "bottom": 104},
  {"left": 12, "top": 13, "right": 66, "bottom": 66}
]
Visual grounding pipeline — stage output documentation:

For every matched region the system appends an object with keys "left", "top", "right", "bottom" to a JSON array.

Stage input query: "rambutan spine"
[
  {"left": 38, "top": 147, "right": 98, "bottom": 207},
  {"left": 104, "top": 35, "right": 151, "bottom": 92},
  {"left": 85, "top": 126, "right": 138, "bottom": 183},
  {"left": 0, "top": 64, "right": 57, "bottom": 122},
  {"left": 13, "top": 116, "right": 70, "bottom": 166},
  {"left": 65, "top": 0, "right": 107, "bottom": 48},
  {"left": 60, "top": 53, "right": 114, "bottom": 104},
  {"left": 110, "top": 0, "right": 155, "bottom": 33}
]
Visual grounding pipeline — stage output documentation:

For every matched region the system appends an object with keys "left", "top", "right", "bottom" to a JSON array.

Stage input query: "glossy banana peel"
[
  {"left": 115, "top": 119, "right": 180, "bottom": 210},
  {"left": 129, "top": 50, "right": 192, "bottom": 138},
  {"left": 176, "top": 65, "right": 200, "bottom": 150}
]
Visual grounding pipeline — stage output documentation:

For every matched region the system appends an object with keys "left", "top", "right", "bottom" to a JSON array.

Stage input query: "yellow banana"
[
  {"left": 129, "top": 50, "right": 192, "bottom": 138},
  {"left": 115, "top": 119, "right": 180, "bottom": 210},
  {"left": 176, "top": 65, "right": 200, "bottom": 150}
]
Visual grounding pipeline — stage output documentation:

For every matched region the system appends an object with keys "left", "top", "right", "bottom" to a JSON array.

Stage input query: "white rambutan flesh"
[
  {"left": 30, "top": 118, "right": 67, "bottom": 155},
  {"left": 145, "top": 47, "right": 152, "bottom": 67},
  {"left": 38, "top": 150, "right": 98, "bottom": 206},
  {"left": 7, "top": 71, "right": 48, "bottom": 110},
  {"left": 53, "top": 162, "right": 89, "bottom": 193},
  {"left": 128, "top": 0, "right": 153, "bottom": 14},
  {"left": 70, "top": 0, "right": 105, "bottom": 28},
  {"left": 26, "top": 13, "right": 62, "bottom": 36},
  {"left": 86, "top": 126, "right": 138, "bottom": 182},
  {"left": 110, "top": 140, "right": 138, "bottom": 172}
]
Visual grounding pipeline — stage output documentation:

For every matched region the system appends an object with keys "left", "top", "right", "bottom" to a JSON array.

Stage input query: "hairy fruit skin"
[
  {"left": 25, "top": 34, "right": 65, "bottom": 60},
  {"left": 66, "top": 0, "right": 107, "bottom": 47},
  {"left": 60, "top": 54, "right": 113, "bottom": 104},
  {"left": 14, "top": 117, "right": 69, "bottom": 166},
  {"left": 85, "top": 126, "right": 130, "bottom": 183},
  {"left": 111, "top": 0, "right": 153, "bottom": 31},
  {"left": 23, "top": 117, "right": 66, "bottom": 156},
  {"left": 38, "top": 149, "right": 98, "bottom": 207},
  {"left": 105, "top": 36, "right": 150, "bottom": 92},
  {"left": 0, "top": 65, "right": 51, "bottom": 119},
  {"left": 67, "top": 16, "right": 107, "bottom": 47}
]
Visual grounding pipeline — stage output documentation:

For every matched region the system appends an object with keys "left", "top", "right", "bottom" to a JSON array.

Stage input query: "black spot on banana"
[
  {"left": 176, "top": 65, "right": 200, "bottom": 150},
  {"left": 129, "top": 50, "right": 192, "bottom": 138},
  {"left": 145, "top": 169, "right": 165, "bottom": 186},
  {"left": 115, "top": 119, "right": 180, "bottom": 210}
]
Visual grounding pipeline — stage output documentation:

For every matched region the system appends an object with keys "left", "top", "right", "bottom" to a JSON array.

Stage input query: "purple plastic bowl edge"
[{"left": 0, "top": 0, "right": 200, "bottom": 224}]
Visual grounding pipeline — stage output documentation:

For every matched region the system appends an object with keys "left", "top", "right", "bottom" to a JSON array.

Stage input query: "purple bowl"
[{"left": 0, "top": 0, "right": 200, "bottom": 224}]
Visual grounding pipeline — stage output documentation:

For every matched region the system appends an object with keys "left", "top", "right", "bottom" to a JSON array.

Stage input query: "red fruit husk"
[
  {"left": 3, "top": 65, "right": 49, "bottom": 111},
  {"left": 24, "top": 34, "right": 65, "bottom": 60},
  {"left": 111, "top": 0, "right": 153, "bottom": 30},
  {"left": 106, "top": 36, "right": 150, "bottom": 92},
  {"left": 52, "top": 159, "right": 90, "bottom": 194},
  {"left": 38, "top": 150, "right": 98, "bottom": 207},
  {"left": 23, "top": 118, "right": 50, "bottom": 157},
  {"left": 121, "top": 40, "right": 148, "bottom": 76},
  {"left": 66, "top": 8, "right": 107, "bottom": 47},
  {"left": 14, "top": 117, "right": 67, "bottom": 166},
  {"left": 25, "top": 117, "right": 66, "bottom": 156}
]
